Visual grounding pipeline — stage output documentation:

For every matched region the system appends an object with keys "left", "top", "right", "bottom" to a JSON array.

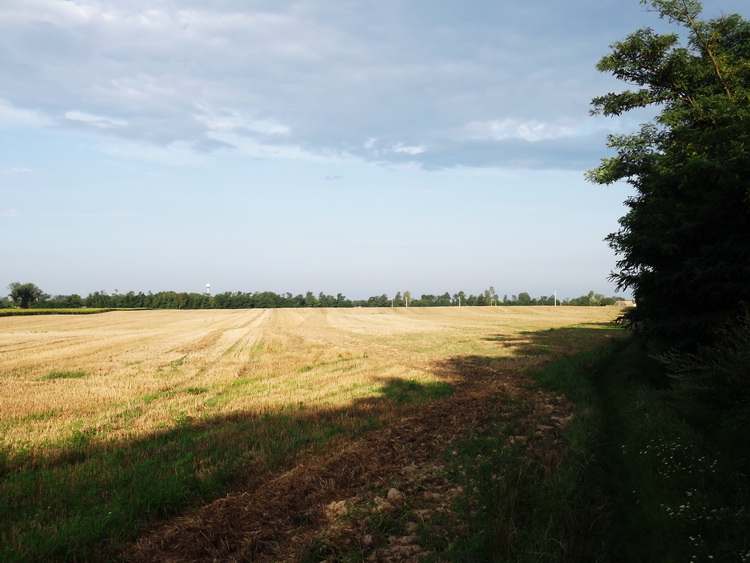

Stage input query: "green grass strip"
[{"left": 0, "top": 308, "right": 145, "bottom": 316}]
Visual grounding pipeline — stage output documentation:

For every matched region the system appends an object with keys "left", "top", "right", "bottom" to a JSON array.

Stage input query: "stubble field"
[{"left": 0, "top": 306, "right": 621, "bottom": 560}]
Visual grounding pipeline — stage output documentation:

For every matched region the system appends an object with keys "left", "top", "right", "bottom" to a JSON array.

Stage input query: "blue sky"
[{"left": 2, "top": 0, "right": 747, "bottom": 301}]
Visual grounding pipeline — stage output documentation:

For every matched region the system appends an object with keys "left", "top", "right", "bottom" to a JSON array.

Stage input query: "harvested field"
[{"left": 0, "top": 306, "right": 622, "bottom": 560}]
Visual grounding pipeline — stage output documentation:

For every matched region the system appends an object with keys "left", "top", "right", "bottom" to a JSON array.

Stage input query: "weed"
[
  {"left": 142, "top": 390, "right": 175, "bottom": 403},
  {"left": 299, "top": 536, "right": 366, "bottom": 563},
  {"left": 380, "top": 379, "right": 453, "bottom": 404},
  {"left": 427, "top": 423, "right": 549, "bottom": 561},
  {"left": 170, "top": 356, "right": 186, "bottom": 369},
  {"left": 43, "top": 371, "right": 87, "bottom": 380},
  {"left": 24, "top": 410, "right": 57, "bottom": 422},
  {"left": 174, "top": 411, "right": 194, "bottom": 428}
]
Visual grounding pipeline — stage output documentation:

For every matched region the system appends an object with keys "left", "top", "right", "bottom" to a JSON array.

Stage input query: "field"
[{"left": 0, "top": 306, "right": 622, "bottom": 560}]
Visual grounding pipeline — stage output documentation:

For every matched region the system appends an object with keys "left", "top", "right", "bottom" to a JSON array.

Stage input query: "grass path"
[{"left": 526, "top": 338, "right": 750, "bottom": 562}]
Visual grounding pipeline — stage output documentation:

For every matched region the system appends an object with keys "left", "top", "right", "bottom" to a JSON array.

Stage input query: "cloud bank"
[{"left": 0, "top": 0, "right": 668, "bottom": 171}]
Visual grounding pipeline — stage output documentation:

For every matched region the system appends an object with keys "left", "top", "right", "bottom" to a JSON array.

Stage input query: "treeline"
[{"left": 3, "top": 287, "right": 626, "bottom": 310}]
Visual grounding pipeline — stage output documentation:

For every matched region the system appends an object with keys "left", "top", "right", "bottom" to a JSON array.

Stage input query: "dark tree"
[
  {"left": 588, "top": 0, "right": 750, "bottom": 352},
  {"left": 8, "top": 282, "right": 45, "bottom": 308},
  {"left": 517, "top": 292, "right": 532, "bottom": 306}
]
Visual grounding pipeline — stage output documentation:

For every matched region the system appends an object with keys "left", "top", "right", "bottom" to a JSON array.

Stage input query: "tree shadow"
[
  {"left": 0, "top": 322, "right": 623, "bottom": 561},
  {"left": 481, "top": 322, "right": 621, "bottom": 356}
]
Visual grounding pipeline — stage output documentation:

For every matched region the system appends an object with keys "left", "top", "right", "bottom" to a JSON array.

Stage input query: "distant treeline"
[{"left": 2, "top": 288, "right": 627, "bottom": 310}]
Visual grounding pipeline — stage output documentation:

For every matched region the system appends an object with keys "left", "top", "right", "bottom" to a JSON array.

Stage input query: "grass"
[
  {"left": 43, "top": 371, "right": 88, "bottom": 380},
  {"left": 584, "top": 343, "right": 750, "bottom": 562},
  {"left": 379, "top": 379, "right": 454, "bottom": 404}
]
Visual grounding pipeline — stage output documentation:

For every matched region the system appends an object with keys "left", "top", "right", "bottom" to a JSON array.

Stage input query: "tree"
[
  {"left": 517, "top": 292, "right": 532, "bottom": 306},
  {"left": 303, "top": 291, "right": 318, "bottom": 307},
  {"left": 588, "top": 0, "right": 750, "bottom": 352},
  {"left": 8, "top": 282, "right": 45, "bottom": 309},
  {"left": 64, "top": 294, "right": 84, "bottom": 308},
  {"left": 484, "top": 286, "right": 498, "bottom": 306},
  {"left": 418, "top": 294, "right": 437, "bottom": 307},
  {"left": 367, "top": 294, "right": 389, "bottom": 307}
]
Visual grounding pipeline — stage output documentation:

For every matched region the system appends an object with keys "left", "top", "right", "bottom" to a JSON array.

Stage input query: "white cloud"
[
  {"left": 101, "top": 141, "right": 212, "bottom": 167},
  {"left": 206, "top": 130, "right": 355, "bottom": 164},
  {"left": 63, "top": 110, "right": 127, "bottom": 129},
  {"left": 462, "top": 118, "right": 578, "bottom": 142},
  {"left": 192, "top": 105, "right": 290, "bottom": 136},
  {"left": 1, "top": 166, "right": 33, "bottom": 174},
  {"left": 0, "top": 208, "right": 20, "bottom": 217},
  {"left": 0, "top": 0, "right": 687, "bottom": 170},
  {"left": 0, "top": 99, "right": 50, "bottom": 127},
  {"left": 46, "top": 210, "right": 137, "bottom": 219},
  {"left": 392, "top": 143, "right": 426, "bottom": 155}
]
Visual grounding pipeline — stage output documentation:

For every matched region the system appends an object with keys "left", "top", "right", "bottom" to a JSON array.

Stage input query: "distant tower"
[{"left": 205, "top": 283, "right": 211, "bottom": 296}]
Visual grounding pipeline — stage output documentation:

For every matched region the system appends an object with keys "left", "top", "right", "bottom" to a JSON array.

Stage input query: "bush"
[{"left": 657, "top": 306, "right": 750, "bottom": 452}]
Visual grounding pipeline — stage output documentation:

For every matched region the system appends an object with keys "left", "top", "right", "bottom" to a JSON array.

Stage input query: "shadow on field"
[
  {"left": 0, "top": 322, "right": 622, "bottom": 562},
  {"left": 482, "top": 321, "right": 618, "bottom": 354}
]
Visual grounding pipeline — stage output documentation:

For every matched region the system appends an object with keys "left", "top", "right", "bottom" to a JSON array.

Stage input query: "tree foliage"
[
  {"left": 8, "top": 282, "right": 46, "bottom": 309},
  {"left": 4, "top": 286, "right": 624, "bottom": 310},
  {"left": 588, "top": 0, "right": 750, "bottom": 352}
]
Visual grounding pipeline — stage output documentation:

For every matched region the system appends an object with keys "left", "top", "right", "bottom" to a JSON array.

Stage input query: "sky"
[{"left": 2, "top": 0, "right": 747, "bottom": 301}]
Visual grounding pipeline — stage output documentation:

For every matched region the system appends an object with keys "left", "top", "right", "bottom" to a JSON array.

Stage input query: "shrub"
[{"left": 657, "top": 306, "right": 750, "bottom": 451}]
